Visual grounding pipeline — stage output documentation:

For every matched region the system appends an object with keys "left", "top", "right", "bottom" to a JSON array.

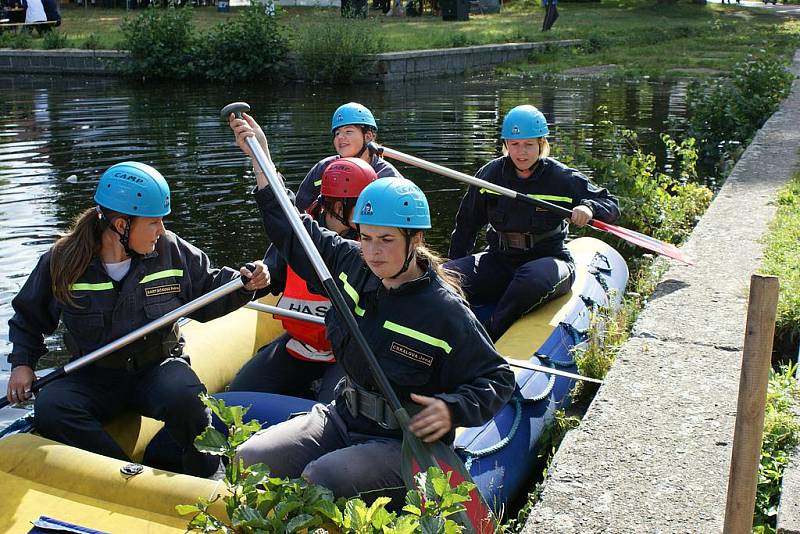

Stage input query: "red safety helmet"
[{"left": 320, "top": 157, "right": 378, "bottom": 200}]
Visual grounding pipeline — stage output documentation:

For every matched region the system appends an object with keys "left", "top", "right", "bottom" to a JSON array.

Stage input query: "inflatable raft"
[{"left": 0, "top": 236, "right": 627, "bottom": 532}]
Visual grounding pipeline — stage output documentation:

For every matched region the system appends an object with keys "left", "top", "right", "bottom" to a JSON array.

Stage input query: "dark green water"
[{"left": 0, "top": 73, "right": 695, "bottom": 376}]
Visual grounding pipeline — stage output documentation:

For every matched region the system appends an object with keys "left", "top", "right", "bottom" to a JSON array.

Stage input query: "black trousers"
[
  {"left": 34, "top": 357, "right": 217, "bottom": 477},
  {"left": 444, "top": 251, "right": 575, "bottom": 341},
  {"left": 228, "top": 332, "right": 345, "bottom": 404}
]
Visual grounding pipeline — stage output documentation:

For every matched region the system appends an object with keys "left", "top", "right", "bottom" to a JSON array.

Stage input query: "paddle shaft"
[
  {"left": 244, "top": 303, "right": 602, "bottom": 384},
  {"left": 370, "top": 143, "right": 694, "bottom": 265},
  {"left": 370, "top": 143, "right": 574, "bottom": 217},
  {"left": 0, "top": 277, "right": 246, "bottom": 410}
]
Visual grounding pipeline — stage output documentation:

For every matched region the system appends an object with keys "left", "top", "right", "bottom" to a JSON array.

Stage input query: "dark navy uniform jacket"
[
  {"left": 448, "top": 156, "right": 621, "bottom": 263},
  {"left": 255, "top": 185, "right": 515, "bottom": 443},
  {"left": 295, "top": 154, "right": 403, "bottom": 212},
  {"left": 8, "top": 231, "right": 254, "bottom": 370}
]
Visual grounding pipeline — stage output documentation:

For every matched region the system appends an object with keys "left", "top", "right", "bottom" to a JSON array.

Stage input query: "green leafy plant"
[
  {"left": 42, "top": 30, "right": 69, "bottom": 49},
  {"left": 82, "top": 33, "right": 102, "bottom": 50},
  {"left": 553, "top": 107, "right": 713, "bottom": 248},
  {"left": 295, "top": 20, "right": 385, "bottom": 83},
  {"left": 761, "top": 172, "right": 800, "bottom": 348},
  {"left": 687, "top": 53, "right": 794, "bottom": 171},
  {"left": 194, "top": 3, "right": 288, "bottom": 83},
  {"left": 118, "top": 5, "right": 196, "bottom": 79},
  {"left": 179, "top": 395, "right": 473, "bottom": 533},
  {"left": 9, "top": 31, "right": 33, "bottom": 50},
  {"left": 753, "top": 364, "right": 800, "bottom": 534}
]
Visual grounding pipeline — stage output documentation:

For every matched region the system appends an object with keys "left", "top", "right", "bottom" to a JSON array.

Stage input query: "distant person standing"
[
  {"left": 542, "top": 0, "right": 558, "bottom": 31},
  {"left": 23, "top": 0, "right": 46, "bottom": 23},
  {"left": 41, "top": 0, "right": 61, "bottom": 26}
]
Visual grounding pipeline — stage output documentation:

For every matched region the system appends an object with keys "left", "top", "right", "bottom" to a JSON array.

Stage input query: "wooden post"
[{"left": 723, "top": 274, "right": 780, "bottom": 534}]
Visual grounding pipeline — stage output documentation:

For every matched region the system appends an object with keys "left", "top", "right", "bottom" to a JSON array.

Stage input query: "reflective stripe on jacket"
[{"left": 8, "top": 231, "right": 254, "bottom": 369}]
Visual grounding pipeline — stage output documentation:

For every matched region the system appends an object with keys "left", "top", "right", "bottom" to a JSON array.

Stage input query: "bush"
[
  {"left": 42, "top": 30, "right": 69, "bottom": 49},
  {"left": 9, "top": 31, "right": 33, "bottom": 50},
  {"left": 296, "top": 20, "right": 385, "bottom": 83},
  {"left": 118, "top": 6, "right": 195, "bottom": 80},
  {"left": 82, "top": 33, "right": 102, "bottom": 50},
  {"left": 553, "top": 107, "right": 714, "bottom": 247},
  {"left": 687, "top": 53, "right": 795, "bottom": 170},
  {"left": 194, "top": 3, "right": 288, "bottom": 83}
]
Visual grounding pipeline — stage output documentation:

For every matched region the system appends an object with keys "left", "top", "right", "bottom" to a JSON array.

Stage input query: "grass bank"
[
  {"left": 7, "top": 1, "right": 799, "bottom": 78},
  {"left": 499, "top": 2, "right": 800, "bottom": 78}
]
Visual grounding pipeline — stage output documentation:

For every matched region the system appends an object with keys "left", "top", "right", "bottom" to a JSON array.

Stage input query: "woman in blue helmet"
[
  {"left": 229, "top": 121, "right": 514, "bottom": 503},
  {"left": 6, "top": 162, "right": 268, "bottom": 477},
  {"left": 226, "top": 157, "right": 378, "bottom": 403},
  {"left": 229, "top": 103, "right": 401, "bottom": 211},
  {"left": 446, "top": 105, "right": 621, "bottom": 341}
]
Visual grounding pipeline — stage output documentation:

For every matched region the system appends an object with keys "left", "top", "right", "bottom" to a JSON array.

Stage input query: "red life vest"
[{"left": 275, "top": 266, "right": 334, "bottom": 362}]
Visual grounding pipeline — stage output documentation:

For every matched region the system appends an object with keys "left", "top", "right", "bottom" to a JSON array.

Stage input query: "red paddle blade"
[
  {"left": 406, "top": 449, "right": 496, "bottom": 534},
  {"left": 590, "top": 220, "right": 694, "bottom": 265}
]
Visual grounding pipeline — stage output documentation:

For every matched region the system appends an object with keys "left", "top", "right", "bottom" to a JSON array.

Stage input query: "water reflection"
[{"left": 0, "top": 73, "right": 694, "bottom": 373}]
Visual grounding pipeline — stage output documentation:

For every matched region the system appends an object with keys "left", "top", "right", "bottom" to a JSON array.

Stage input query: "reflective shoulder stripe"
[
  {"left": 478, "top": 188, "right": 501, "bottom": 196},
  {"left": 338, "top": 272, "right": 365, "bottom": 317},
  {"left": 314, "top": 179, "right": 323, "bottom": 187},
  {"left": 69, "top": 282, "right": 114, "bottom": 291},
  {"left": 383, "top": 320, "right": 452, "bottom": 354},
  {"left": 139, "top": 269, "right": 184, "bottom": 284},
  {"left": 527, "top": 193, "right": 572, "bottom": 203}
]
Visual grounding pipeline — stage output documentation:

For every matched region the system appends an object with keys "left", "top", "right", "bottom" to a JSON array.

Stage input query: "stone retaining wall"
[
  {"left": 0, "top": 40, "right": 581, "bottom": 81},
  {"left": 523, "top": 50, "right": 800, "bottom": 533}
]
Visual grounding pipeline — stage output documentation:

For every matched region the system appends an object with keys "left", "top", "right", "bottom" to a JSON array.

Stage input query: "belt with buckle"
[{"left": 337, "top": 377, "right": 399, "bottom": 430}]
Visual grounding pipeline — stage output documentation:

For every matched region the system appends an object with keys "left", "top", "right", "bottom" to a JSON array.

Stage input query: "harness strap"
[
  {"left": 496, "top": 223, "right": 565, "bottom": 251},
  {"left": 337, "top": 376, "right": 399, "bottom": 430}
]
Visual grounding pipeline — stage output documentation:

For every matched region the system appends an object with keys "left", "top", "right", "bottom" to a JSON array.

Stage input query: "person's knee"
[
  {"left": 33, "top": 387, "right": 71, "bottom": 436},
  {"left": 303, "top": 459, "right": 355, "bottom": 497}
]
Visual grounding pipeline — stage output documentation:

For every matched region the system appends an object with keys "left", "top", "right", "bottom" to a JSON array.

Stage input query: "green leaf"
[
  {"left": 193, "top": 427, "right": 229, "bottom": 456},
  {"left": 232, "top": 506, "right": 270, "bottom": 529},
  {"left": 402, "top": 504, "right": 422, "bottom": 517},
  {"left": 286, "top": 513, "right": 318, "bottom": 533},
  {"left": 175, "top": 503, "right": 202, "bottom": 516},
  {"left": 420, "top": 515, "right": 446, "bottom": 534},
  {"left": 308, "top": 498, "right": 343, "bottom": 524}
]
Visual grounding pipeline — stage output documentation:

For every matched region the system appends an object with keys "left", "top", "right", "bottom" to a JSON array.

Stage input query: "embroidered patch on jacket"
[
  {"left": 145, "top": 284, "right": 181, "bottom": 297},
  {"left": 390, "top": 342, "right": 433, "bottom": 367}
]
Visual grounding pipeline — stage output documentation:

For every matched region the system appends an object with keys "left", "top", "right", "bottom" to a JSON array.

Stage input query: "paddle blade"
[
  {"left": 401, "top": 438, "right": 495, "bottom": 534},
  {"left": 590, "top": 220, "right": 695, "bottom": 265}
]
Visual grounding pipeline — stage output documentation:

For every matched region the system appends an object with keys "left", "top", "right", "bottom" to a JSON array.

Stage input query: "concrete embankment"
[
  {"left": 0, "top": 40, "right": 581, "bottom": 82},
  {"left": 524, "top": 50, "right": 800, "bottom": 533}
]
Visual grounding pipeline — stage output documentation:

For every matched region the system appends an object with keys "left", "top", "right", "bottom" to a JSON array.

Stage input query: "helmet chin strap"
[
  {"left": 388, "top": 230, "right": 416, "bottom": 280},
  {"left": 98, "top": 208, "right": 141, "bottom": 259}
]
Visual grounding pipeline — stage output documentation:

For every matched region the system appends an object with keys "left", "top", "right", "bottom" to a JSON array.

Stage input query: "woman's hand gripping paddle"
[
  {"left": 0, "top": 277, "right": 247, "bottom": 410},
  {"left": 222, "top": 102, "right": 495, "bottom": 533},
  {"left": 369, "top": 143, "right": 694, "bottom": 266}
]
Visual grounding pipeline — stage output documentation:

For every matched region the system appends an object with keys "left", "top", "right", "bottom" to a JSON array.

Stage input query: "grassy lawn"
[{"left": 7, "top": 1, "right": 800, "bottom": 77}]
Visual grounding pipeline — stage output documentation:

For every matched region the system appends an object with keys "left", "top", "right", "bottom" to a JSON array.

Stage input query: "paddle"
[
  {"left": 223, "top": 102, "right": 493, "bottom": 533},
  {"left": 245, "top": 302, "right": 603, "bottom": 384},
  {"left": 368, "top": 142, "right": 694, "bottom": 266},
  {"left": 0, "top": 276, "right": 247, "bottom": 410}
]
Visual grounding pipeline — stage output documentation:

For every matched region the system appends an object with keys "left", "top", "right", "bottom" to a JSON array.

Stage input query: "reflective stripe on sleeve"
[{"left": 338, "top": 272, "right": 365, "bottom": 316}]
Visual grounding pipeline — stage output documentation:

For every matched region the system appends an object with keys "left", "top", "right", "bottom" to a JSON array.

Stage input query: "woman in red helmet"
[{"left": 228, "top": 157, "right": 378, "bottom": 402}]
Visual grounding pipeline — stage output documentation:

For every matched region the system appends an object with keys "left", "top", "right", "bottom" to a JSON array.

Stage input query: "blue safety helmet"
[
  {"left": 501, "top": 105, "right": 550, "bottom": 139},
  {"left": 94, "top": 162, "right": 171, "bottom": 217},
  {"left": 352, "top": 177, "right": 431, "bottom": 229},
  {"left": 331, "top": 103, "right": 378, "bottom": 134}
]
